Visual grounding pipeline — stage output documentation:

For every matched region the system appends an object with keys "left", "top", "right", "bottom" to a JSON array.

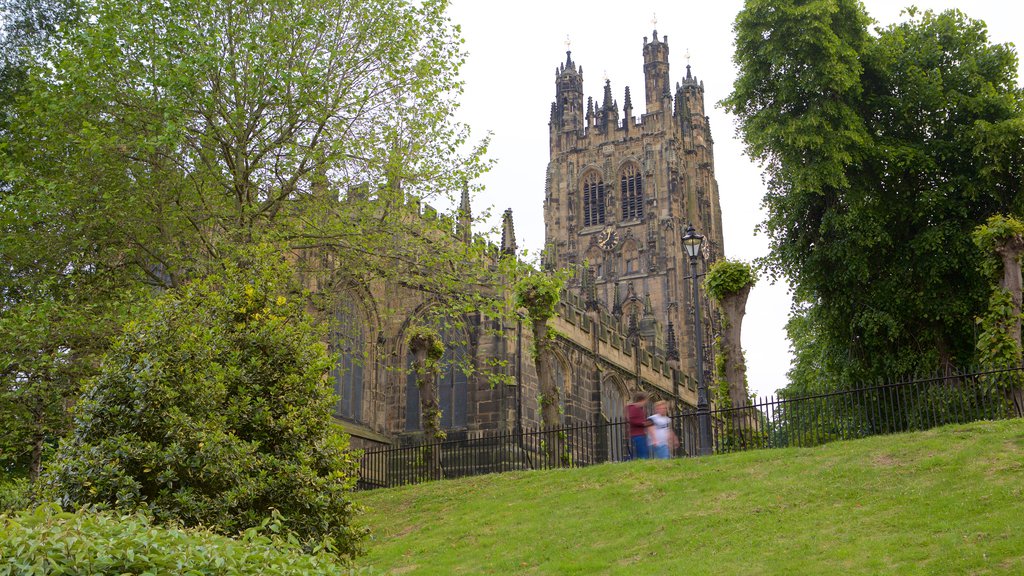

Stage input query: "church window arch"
[
  {"left": 330, "top": 298, "right": 366, "bottom": 423},
  {"left": 550, "top": 354, "right": 569, "bottom": 415},
  {"left": 620, "top": 163, "right": 643, "bottom": 220},
  {"left": 582, "top": 171, "right": 606, "bottom": 227},
  {"left": 600, "top": 376, "right": 630, "bottom": 460},
  {"left": 405, "top": 323, "right": 470, "bottom": 431}
]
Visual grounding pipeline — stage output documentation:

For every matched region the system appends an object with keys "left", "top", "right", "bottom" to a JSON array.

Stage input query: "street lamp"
[{"left": 682, "top": 224, "right": 712, "bottom": 456}]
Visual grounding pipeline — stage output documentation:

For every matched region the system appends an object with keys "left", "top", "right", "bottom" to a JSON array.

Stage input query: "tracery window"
[
  {"left": 330, "top": 298, "right": 365, "bottom": 423},
  {"left": 582, "top": 171, "right": 606, "bottom": 227},
  {"left": 405, "top": 325, "right": 469, "bottom": 431},
  {"left": 620, "top": 164, "right": 643, "bottom": 220}
]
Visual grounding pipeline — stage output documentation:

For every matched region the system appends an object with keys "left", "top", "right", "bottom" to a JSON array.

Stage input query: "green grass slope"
[{"left": 354, "top": 419, "right": 1024, "bottom": 575}]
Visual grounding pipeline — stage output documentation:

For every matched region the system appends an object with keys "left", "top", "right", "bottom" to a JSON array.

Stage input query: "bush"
[
  {"left": 45, "top": 251, "right": 365, "bottom": 558},
  {"left": 0, "top": 476, "right": 30, "bottom": 514},
  {"left": 0, "top": 505, "right": 353, "bottom": 575}
]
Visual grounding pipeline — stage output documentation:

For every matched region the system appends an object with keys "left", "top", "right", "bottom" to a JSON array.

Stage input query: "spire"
[
  {"left": 643, "top": 294, "right": 653, "bottom": 317},
  {"left": 624, "top": 86, "right": 633, "bottom": 112},
  {"left": 612, "top": 281, "right": 622, "bottom": 317},
  {"left": 500, "top": 208, "right": 517, "bottom": 256},
  {"left": 457, "top": 181, "right": 471, "bottom": 244},
  {"left": 603, "top": 79, "right": 613, "bottom": 110},
  {"left": 666, "top": 320, "right": 680, "bottom": 362},
  {"left": 627, "top": 310, "right": 640, "bottom": 346},
  {"left": 565, "top": 50, "right": 574, "bottom": 69}
]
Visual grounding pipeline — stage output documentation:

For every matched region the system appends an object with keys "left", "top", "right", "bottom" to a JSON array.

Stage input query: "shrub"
[
  {"left": 0, "top": 476, "right": 30, "bottom": 514},
  {"left": 45, "top": 250, "right": 365, "bottom": 558},
  {"left": 0, "top": 505, "right": 353, "bottom": 575}
]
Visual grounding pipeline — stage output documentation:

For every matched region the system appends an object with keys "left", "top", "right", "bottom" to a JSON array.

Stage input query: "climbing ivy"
[
  {"left": 972, "top": 215, "right": 1024, "bottom": 281},
  {"left": 514, "top": 272, "right": 565, "bottom": 324},
  {"left": 976, "top": 289, "right": 1023, "bottom": 370},
  {"left": 705, "top": 260, "right": 758, "bottom": 303},
  {"left": 406, "top": 326, "right": 445, "bottom": 364},
  {"left": 972, "top": 215, "right": 1024, "bottom": 395}
]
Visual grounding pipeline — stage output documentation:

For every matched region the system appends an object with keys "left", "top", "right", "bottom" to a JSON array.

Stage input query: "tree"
[
  {"left": 46, "top": 250, "right": 365, "bottom": 558},
  {"left": 973, "top": 215, "right": 1024, "bottom": 416},
  {"left": 1, "top": 0, "right": 498, "bottom": 478},
  {"left": 514, "top": 272, "right": 565, "bottom": 429},
  {"left": 705, "top": 259, "right": 757, "bottom": 445},
  {"left": 3, "top": 0, "right": 488, "bottom": 286},
  {"left": 406, "top": 325, "right": 445, "bottom": 478},
  {"left": 725, "top": 3, "right": 1024, "bottom": 388}
]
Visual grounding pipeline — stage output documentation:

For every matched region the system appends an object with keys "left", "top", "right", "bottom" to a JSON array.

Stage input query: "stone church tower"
[{"left": 544, "top": 30, "right": 726, "bottom": 379}]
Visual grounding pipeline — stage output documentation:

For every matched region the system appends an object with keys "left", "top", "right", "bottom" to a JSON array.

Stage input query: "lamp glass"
[{"left": 681, "top": 227, "right": 704, "bottom": 259}]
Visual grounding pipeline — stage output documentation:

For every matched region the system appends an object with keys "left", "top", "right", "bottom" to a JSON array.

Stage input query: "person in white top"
[{"left": 647, "top": 400, "right": 678, "bottom": 459}]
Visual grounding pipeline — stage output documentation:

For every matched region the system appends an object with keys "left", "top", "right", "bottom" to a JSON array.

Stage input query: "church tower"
[{"left": 544, "top": 30, "right": 726, "bottom": 381}]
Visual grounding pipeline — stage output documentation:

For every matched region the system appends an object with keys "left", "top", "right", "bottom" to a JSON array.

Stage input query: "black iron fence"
[{"left": 357, "top": 368, "right": 1020, "bottom": 489}]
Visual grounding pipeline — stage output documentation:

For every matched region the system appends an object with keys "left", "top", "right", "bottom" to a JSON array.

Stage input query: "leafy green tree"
[
  {"left": 1, "top": 0, "right": 500, "bottom": 481},
  {"left": 725, "top": 3, "right": 1024, "bottom": 388},
  {"left": 46, "top": 251, "right": 365, "bottom": 558}
]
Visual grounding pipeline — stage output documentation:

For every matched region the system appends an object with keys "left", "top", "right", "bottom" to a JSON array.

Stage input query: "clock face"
[{"left": 598, "top": 226, "right": 618, "bottom": 251}]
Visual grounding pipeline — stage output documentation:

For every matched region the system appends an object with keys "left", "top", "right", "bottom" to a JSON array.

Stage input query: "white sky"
[{"left": 447, "top": 0, "right": 1024, "bottom": 398}]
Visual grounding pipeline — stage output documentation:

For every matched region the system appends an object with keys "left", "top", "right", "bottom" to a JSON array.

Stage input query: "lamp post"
[{"left": 682, "top": 224, "right": 712, "bottom": 456}]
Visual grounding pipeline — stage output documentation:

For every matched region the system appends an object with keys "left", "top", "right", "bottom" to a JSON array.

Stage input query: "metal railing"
[{"left": 357, "top": 368, "right": 1019, "bottom": 489}]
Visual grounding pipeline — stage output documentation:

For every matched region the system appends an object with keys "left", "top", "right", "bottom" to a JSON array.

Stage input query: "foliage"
[
  {"left": 0, "top": 505, "right": 354, "bottom": 575},
  {"left": 0, "top": 283, "right": 140, "bottom": 479},
  {"left": 45, "top": 250, "right": 365, "bottom": 559},
  {"left": 704, "top": 260, "right": 757, "bottom": 304},
  {"left": 726, "top": 4, "right": 1024, "bottom": 389},
  {"left": 356, "top": 419, "right": 1024, "bottom": 575},
  {"left": 406, "top": 326, "right": 446, "bottom": 364},
  {"left": 0, "top": 476, "right": 30, "bottom": 514},
  {"left": 976, "top": 290, "right": 1023, "bottom": 368},
  {"left": 3, "top": 0, "right": 487, "bottom": 286},
  {"left": 514, "top": 271, "right": 565, "bottom": 324},
  {"left": 1, "top": 0, "right": 504, "bottom": 495},
  {"left": 972, "top": 214, "right": 1024, "bottom": 281}
]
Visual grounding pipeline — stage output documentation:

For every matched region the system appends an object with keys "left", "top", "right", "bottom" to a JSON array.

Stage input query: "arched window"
[
  {"left": 582, "top": 171, "right": 606, "bottom": 227},
  {"left": 601, "top": 378, "right": 630, "bottom": 461},
  {"left": 620, "top": 164, "right": 643, "bottom": 220},
  {"left": 405, "top": 325, "right": 469, "bottom": 431},
  {"left": 330, "top": 298, "right": 365, "bottom": 422}
]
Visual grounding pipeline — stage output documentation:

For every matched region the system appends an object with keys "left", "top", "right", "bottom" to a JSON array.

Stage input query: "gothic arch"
[
  {"left": 618, "top": 161, "right": 644, "bottom": 221},
  {"left": 580, "top": 169, "right": 606, "bottom": 227},
  {"left": 600, "top": 374, "right": 627, "bottom": 423},
  {"left": 549, "top": 348, "right": 571, "bottom": 396},
  {"left": 329, "top": 295, "right": 372, "bottom": 424}
]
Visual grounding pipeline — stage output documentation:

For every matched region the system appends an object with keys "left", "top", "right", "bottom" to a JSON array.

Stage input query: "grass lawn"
[{"left": 353, "top": 418, "right": 1024, "bottom": 575}]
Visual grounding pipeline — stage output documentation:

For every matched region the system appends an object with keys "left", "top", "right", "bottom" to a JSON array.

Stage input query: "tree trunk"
[
  {"left": 411, "top": 346, "right": 443, "bottom": 479},
  {"left": 534, "top": 319, "right": 560, "bottom": 428},
  {"left": 533, "top": 318, "right": 563, "bottom": 466},
  {"left": 997, "top": 238, "right": 1024, "bottom": 417},
  {"left": 30, "top": 430, "right": 45, "bottom": 482},
  {"left": 720, "top": 285, "right": 752, "bottom": 445}
]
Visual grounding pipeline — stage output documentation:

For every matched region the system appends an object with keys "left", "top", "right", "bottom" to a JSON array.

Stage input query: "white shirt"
[{"left": 648, "top": 413, "right": 671, "bottom": 446}]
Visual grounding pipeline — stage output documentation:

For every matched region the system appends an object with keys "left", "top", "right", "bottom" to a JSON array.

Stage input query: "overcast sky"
[{"left": 446, "top": 0, "right": 1024, "bottom": 398}]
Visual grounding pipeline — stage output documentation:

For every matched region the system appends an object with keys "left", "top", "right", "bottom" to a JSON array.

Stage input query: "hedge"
[{"left": 0, "top": 505, "right": 354, "bottom": 575}]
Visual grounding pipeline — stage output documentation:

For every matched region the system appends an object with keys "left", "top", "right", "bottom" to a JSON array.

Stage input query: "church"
[{"left": 332, "top": 30, "right": 727, "bottom": 451}]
